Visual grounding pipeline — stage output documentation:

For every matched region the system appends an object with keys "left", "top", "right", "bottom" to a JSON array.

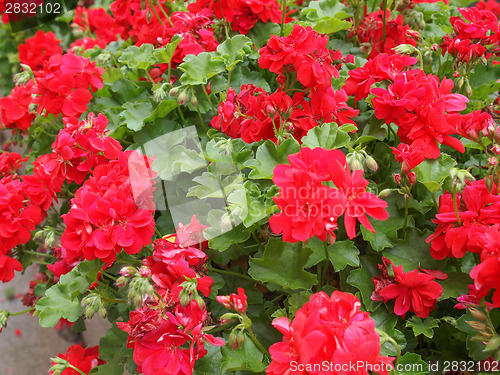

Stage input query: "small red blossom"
[
  {"left": 376, "top": 259, "right": 443, "bottom": 318},
  {"left": 0, "top": 81, "right": 35, "bottom": 133},
  {"left": 216, "top": 288, "right": 248, "bottom": 313},
  {"left": 50, "top": 345, "right": 105, "bottom": 375}
]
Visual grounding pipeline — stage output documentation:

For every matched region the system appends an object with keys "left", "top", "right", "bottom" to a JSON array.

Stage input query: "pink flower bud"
[
  {"left": 394, "top": 173, "right": 402, "bottom": 185},
  {"left": 408, "top": 171, "right": 417, "bottom": 185}
]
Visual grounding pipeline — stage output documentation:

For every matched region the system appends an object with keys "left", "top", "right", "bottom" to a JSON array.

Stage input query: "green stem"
[
  {"left": 280, "top": 0, "right": 287, "bottom": 37},
  {"left": 145, "top": 0, "right": 164, "bottom": 26},
  {"left": 376, "top": 328, "right": 401, "bottom": 374},
  {"left": 155, "top": 0, "right": 173, "bottom": 26},
  {"left": 177, "top": 106, "right": 188, "bottom": 127},
  {"left": 322, "top": 241, "right": 330, "bottom": 286},
  {"left": 202, "top": 84, "right": 216, "bottom": 113},
  {"left": 196, "top": 105, "right": 209, "bottom": 133},
  {"left": 10, "top": 307, "right": 35, "bottom": 316},
  {"left": 143, "top": 69, "right": 155, "bottom": 84},
  {"left": 155, "top": 226, "right": 162, "bottom": 238},
  {"left": 416, "top": 49, "right": 424, "bottom": 71},
  {"left": 403, "top": 195, "right": 409, "bottom": 231},
  {"left": 101, "top": 296, "right": 127, "bottom": 304},
  {"left": 207, "top": 265, "right": 264, "bottom": 285},
  {"left": 452, "top": 183, "right": 462, "bottom": 226},
  {"left": 381, "top": 0, "right": 387, "bottom": 47},
  {"left": 226, "top": 69, "right": 232, "bottom": 92},
  {"left": 24, "top": 250, "right": 53, "bottom": 258},
  {"left": 67, "top": 364, "right": 87, "bottom": 375},
  {"left": 101, "top": 271, "right": 117, "bottom": 281},
  {"left": 247, "top": 326, "right": 270, "bottom": 358}
]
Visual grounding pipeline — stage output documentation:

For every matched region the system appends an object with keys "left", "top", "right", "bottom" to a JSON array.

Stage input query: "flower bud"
[
  {"left": 392, "top": 44, "right": 418, "bottom": 55},
  {"left": 407, "top": 171, "right": 417, "bottom": 185},
  {"left": 169, "top": 87, "right": 179, "bottom": 97},
  {"left": 119, "top": 266, "right": 136, "bottom": 278},
  {"left": 394, "top": 173, "right": 402, "bottom": 185},
  {"left": 0, "top": 310, "right": 9, "bottom": 333},
  {"left": 378, "top": 189, "right": 393, "bottom": 198},
  {"left": 81, "top": 292, "right": 104, "bottom": 319},
  {"left": 365, "top": 155, "right": 378, "bottom": 172},
  {"left": 469, "top": 308, "right": 487, "bottom": 322},
  {"left": 491, "top": 145, "right": 500, "bottom": 155},
  {"left": 488, "top": 157, "right": 498, "bottom": 166}
]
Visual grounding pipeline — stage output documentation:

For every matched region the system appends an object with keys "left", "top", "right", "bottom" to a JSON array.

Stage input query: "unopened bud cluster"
[
  {"left": 117, "top": 265, "right": 155, "bottom": 308},
  {"left": 346, "top": 150, "right": 378, "bottom": 172},
  {"left": 81, "top": 292, "right": 107, "bottom": 319}
]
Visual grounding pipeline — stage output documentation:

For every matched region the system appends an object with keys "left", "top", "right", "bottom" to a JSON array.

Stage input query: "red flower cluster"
[
  {"left": 61, "top": 150, "right": 156, "bottom": 265},
  {"left": 211, "top": 84, "right": 358, "bottom": 143},
  {"left": 0, "top": 81, "right": 35, "bottom": 133},
  {"left": 71, "top": 6, "right": 124, "bottom": 51},
  {"left": 0, "top": 152, "right": 27, "bottom": 178},
  {"left": 356, "top": 10, "right": 420, "bottom": 59},
  {"left": 50, "top": 344, "right": 105, "bottom": 375},
  {"left": 454, "top": 110, "right": 495, "bottom": 141},
  {"left": 118, "top": 218, "right": 225, "bottom": 375},
  {"left": 477, "top": 0, "right": 500, "bottom": 18},
  {"left": 441, "top": 7, "right": 499, "bottom": 63},
  {"left": 372, "top": 258, "right": 444, "bottom": 318},
  {"left": 470, "top": 224, "right": 500, "bottom": 307},
  {"left": 426, "top": 178, "right": 500, "bottom": 259},
  {"left": 259, "top": 25, "right": 340, "bottom": 91},
  {"left": 371, "top": 70, "right": 469, "bottom": 159},
  {"left": 344, "top": 53, "right": 417, "bottom": 101},
  {"left": 188, "top": 0, "right": 289, "bottom": 34},
  {"left": 32, "top": 53, "right": 104, "bottom": 117},
  {"left": 0, "top": 153, "right": 46, "bottom": 282},
  {"left": 51, "top": 113, "right": 123, "bottom": 185},
  {"left": 269, "top": 147, "right": 389, "bottom": 242},
  {"left": 18, "top": 31, "right": 62, "bottom": 71},
  {"left": 267, "top": 291, "right": 393, "bottom": 375}
]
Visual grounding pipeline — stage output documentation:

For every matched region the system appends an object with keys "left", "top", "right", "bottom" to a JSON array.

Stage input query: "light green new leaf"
[
  {"left": 406, "top": 316, "right": 439, "bottom": 338},
  {"left": 249, "top": 239, "right": 317, "bottom": 290},
  {"left": 119, "top": 44, "right": 155, "bottom": 70},
  {"left": 415, "top": 154, "right": 457, "bottom": 193},
  {"left": 302, "top": 0, "right": 352, "bottom": 34},
  {"left": 301, "top": 122, "right": 350, "bottom": 149},
  {"left": 119, "top": 101, "right": 153, "bottom": 132},
  {"left": 178, "top": 52, "right": 225, "bottom": 85},
  {"left": 153, "top": 35, "right": 183, "bottom": 64},
  {"left": 35, "top": 268, "right": 90, "bottom": 327},
  {"left": 216, "top": 35, "right": 254, "bottom": 71},
  {"left": 245, "top": 138, "right": 300, "bottom": 180}
]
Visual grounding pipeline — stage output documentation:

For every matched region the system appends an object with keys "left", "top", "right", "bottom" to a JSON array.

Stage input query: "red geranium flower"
[
  {"left": 50, "top": 345, "right": 105, "bottom": 375},
  {"left": 376, "top": 259, "right": 443, "bottom": 318}
]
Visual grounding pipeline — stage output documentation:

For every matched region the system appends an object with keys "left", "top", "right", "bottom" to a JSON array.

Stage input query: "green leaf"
[
  {"left": 230, "top": 65, "right": 271, "bottom": 92},
  {"left": 361, "top": 195, "right": 415, "bottom": 251},
  {"left": 153, "top": 35, "right": 182, "bottom": 64},
  {"left": 370, "top": 307, "right": 407, "bottom": 355},
  {"left": 178, "top": 52, "right": 225, "bottom": 85},
  {"left": 206, "top": 222, "right": 252, "bottom": 251},
  {"left": 249, "top": 239, "right": 317, "bottom": 290},
  {"left": 34, "top": 268, "right": 90, "bottom": 327},
  {"left": 406, "top": 316, "right": 439, "bottom": 338},
  {"left": 304, "top": 239, "right": 359, "bottom": 271},
  {"left": 301, "top": 122, "right": 350, "bottom": 149},
  {"left": 329, "top": 240, "right": 360, "bottom": 271},
  {"left": 91, "top": 324, "right": 132, "bottom": 375},
  {"left": 438, "top": 272, "right": 471, "bottom": 300},
  {"left": 302, "top": 0, "right": 352, "bottom": 34},
  {"left": 220, "top": 334, "right": 268, "bottom": 373},
  {"left": 245, "top": 138, "right": 300, "bottom": 179},
  {"left": 119, "top": 44, "right": 155, "bottom": 70},
  {"left": 346, "top": 257, "right": 381, "bottom": 311},
  {"left": 144, "top": 100, "right": 177, "bottom": 123},
  {"left": 397, "top": 353, "right": 429, "bottom": 375},
  {"left": 383, "top": 228, "right": 444, "bottom": 272},
  {"left": 216, "top": 35, "right": 254, "bottom": 71},
  {"left": 415, "top": 154, "right": 457, "bottom": 193},
  {"left": 194, "top": 343, "right": 224, "bottom": 374},
  {"left": 119, "top": 101, "right": 153, "bottom": 132}
]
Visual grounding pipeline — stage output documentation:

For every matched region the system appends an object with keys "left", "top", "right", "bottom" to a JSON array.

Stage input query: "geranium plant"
[{"left": 0, "top": 0, "right": 499, "bottom": 374}]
